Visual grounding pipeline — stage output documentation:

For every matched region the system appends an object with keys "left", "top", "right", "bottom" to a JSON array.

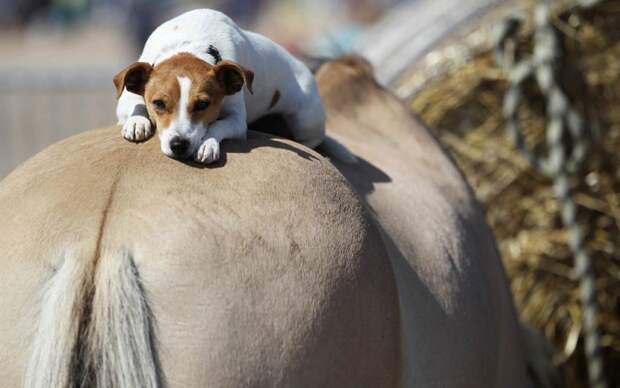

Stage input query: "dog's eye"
[
  {"left": 193, "top": 100, "right": 210, "bottom": 112},
  {"left": 152, "top": 99, "right": 166, "bottom": 111}
]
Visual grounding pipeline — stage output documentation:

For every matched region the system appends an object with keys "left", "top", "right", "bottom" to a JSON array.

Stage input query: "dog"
[{"left": 114, "top": 9, "right": 353, "bottom": 164}]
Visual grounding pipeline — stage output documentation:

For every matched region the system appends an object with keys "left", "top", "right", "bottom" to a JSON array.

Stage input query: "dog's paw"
[
  {"left": 195, "top": 138, "right": 220, "bottom": 164},
  {"left": 122, "top": 116, "right": 153, "bottom": 142}
]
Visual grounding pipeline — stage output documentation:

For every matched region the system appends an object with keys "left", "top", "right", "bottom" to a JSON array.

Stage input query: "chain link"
[{"left": 494, "top": 1, "right": 606, "bottom": 387}]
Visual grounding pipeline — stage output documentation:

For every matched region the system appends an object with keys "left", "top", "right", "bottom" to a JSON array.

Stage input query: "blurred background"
[
  {"left": 0, "top": 0, "right": 408, "bottom": 177},
  {"left": 0, "top": 1, "right": 618, "bottom": 387}
]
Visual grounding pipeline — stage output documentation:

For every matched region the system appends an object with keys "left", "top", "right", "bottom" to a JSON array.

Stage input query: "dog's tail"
[
  {"left": 25, "top": 252, "right": 162, "bottom": 388},
  {"left": 319, "top": 136, "right": 358, "bottom": 165}
]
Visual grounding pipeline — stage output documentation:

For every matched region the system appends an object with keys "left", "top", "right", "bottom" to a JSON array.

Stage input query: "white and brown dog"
[{"left": 114, "top": 9, "right": 343, "bottom": 164}]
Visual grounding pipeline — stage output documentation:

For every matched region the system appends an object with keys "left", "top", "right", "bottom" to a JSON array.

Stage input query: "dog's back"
[{"left": 137, "top": 9, "right": 319, "bottom": 124}]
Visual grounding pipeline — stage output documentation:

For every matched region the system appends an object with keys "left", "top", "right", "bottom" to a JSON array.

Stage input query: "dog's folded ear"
[
  {"left": 213, "top": 61, "right": 254, "bottom": 96},
  {"left": 113, "top": 62, "right": 153, "bottom": 98}
]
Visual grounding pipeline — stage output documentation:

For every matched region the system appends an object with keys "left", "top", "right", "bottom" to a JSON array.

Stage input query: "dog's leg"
[
  {"left": 284, "top": 74, "right": 357, "bottom": 164},
  {"left": 292, "top": 104, "right": 358, "bottom": 164},
  {"left": 283, "top": 91, "right": 326, "bottom": 149},
  {"left": 195, "top": 95, "right": 247, "bottom": 164},
  {"left": 277, "top": 70, "right": 327, "bottom": 149},
  {"left": 284, "top": 110, "right": 325, "bottom": 149},
  {"left": 116, "top": 90, "right": 154, "bottom": 143}
]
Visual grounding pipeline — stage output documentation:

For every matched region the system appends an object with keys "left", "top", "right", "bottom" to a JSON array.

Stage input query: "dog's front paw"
[
  {"left": 122, "top": 116, "right": 153, "bottom": 142},
  {"left": 195, "top": 138, "right": 220, "bottom": 164}
]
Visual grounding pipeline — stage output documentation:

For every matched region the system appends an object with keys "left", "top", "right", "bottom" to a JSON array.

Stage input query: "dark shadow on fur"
[
  {"left": 248, "top": 113, "right": 295, "bottom": 140},
  {"left": 175, "top": 124, "right": 319, "bottom": 170},
  {"left": 228, "top": 133, "right": 319, "bottom": 161},
  {"left": 328, "top": 156, "right": 392, "bottom": 199},
  {"left": 70, "top": 279, "right": 96, "bottom": 388},
  {"left": 177, "top": 153, "right": 227, "bottom": 170},
  {"left": 249, "top": 113, "right": 393, "bottom": 197}
]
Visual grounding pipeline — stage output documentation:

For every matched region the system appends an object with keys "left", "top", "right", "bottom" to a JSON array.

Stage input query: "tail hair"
[{"left": 25, "top": 252, "right": 163, "bottom": 388}]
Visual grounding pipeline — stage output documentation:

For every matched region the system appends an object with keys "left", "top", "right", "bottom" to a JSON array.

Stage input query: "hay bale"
[{"left": 407, "top": 1, "right": 620, "bottom": 387}]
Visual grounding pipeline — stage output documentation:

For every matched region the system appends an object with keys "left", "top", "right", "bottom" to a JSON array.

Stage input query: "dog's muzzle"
[{"left": 169, "top": 136, "right": 190, "bottom": 158}]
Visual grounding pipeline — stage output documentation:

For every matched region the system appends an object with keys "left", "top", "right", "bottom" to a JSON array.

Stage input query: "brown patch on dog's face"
[
  {"left": 113, "top": 53, "right": 255, "bottom": 158},
  {"left": 114, "top": 53, "right": 254, "bottom": 134},
  {"left": 143, "top": 71, "right": 180, "bottom": 131},
  {"left": 144, "top": 54, "right": 227, "bottom": 134}
]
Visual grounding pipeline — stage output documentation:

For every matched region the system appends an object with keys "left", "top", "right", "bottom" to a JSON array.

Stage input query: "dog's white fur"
[{"left": 116, "top": 9, "right": 328, "bottom": 162}]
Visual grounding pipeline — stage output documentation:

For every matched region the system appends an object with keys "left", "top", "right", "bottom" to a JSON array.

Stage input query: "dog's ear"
[
  {"left": 113, "top": 62, "right": 153, "bottom": 98},
  {"left": 213, "top": 60, "right": 254, "bottom": 95}
]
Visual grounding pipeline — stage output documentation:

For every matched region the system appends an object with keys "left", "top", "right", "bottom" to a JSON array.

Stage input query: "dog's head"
[{"left": 113, "top": 53, "right": 254, "bottom": 159}]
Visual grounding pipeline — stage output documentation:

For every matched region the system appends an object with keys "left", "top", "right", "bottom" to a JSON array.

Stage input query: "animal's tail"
[
  {"left": 319, "top": 136, "right": 358, "bottom": 165},
  {"left": 25, "top": 252, "right": 162, "bottom": 388}
]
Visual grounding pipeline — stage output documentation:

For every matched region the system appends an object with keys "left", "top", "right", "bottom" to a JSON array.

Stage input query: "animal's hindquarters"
[{"left": 1, "top": 127, "right": 400, "bottom": 388}]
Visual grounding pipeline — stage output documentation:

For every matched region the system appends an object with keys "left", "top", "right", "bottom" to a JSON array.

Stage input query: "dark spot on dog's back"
[
  {"left": 268, "top": 89, "right": 281, "bottom": 110},
  {"left": 207, "top": 45, "right": 222, "bottom": 64}
]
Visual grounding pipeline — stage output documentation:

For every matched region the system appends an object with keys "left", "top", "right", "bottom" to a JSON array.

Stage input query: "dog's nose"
[{"left": 170, "top": 137, "right": 189, "bottom": 157}]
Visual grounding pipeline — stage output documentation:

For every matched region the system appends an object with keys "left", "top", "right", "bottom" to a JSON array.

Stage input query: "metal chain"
[{"left": 494, "top": 1, "right": 606, "bottom": 388}]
